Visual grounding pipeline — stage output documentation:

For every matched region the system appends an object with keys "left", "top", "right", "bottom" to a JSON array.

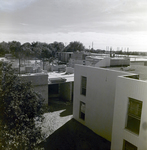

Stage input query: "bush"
[{"left": 0, "top": 61, "right": 44, "bottom": 150}]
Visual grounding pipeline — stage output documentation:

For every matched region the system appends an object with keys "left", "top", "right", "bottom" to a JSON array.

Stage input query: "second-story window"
[
  {"left": 81, "top": 76, "right": 87, "bottom": 96},
  {"left": 126, "top": 98, "right": 142, "bottom": 135}
]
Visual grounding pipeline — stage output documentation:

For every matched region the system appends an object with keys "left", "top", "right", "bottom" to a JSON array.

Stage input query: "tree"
[
  {"left": 8, "top": 41, "right": 22, "bottom": 74},
  {"left": 0, "top": 41, "right": 10, "bottom": 56},
  {"left": 64, "top": 41, "right": 85, "bottom": 52},
  {"left": 8, "top": 41, "right": 21, "bottom": 58},
  {"left": 40, "top": 47, "right": 52, "bottom": 70},
  {"left": 0, "top": 61, "right": 44, "bottom": 150},
  {"left": 31, "top": 42, "right": 44, "bottom": 59},
  {"left": 49, "top": 42, "right": 65, "bottom": 57},
  {"left": 21, "top": 42, "right": 34, "bottom": 59}
]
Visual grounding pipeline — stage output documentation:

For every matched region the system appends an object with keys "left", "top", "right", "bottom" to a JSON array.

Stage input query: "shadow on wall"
[{"left": 39, "top": 119, "right": 110, "bottom": 150}]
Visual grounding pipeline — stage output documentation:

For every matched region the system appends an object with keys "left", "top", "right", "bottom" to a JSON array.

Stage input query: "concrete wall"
[
  {"left": 85, "top": 56, "right": 102, "bottom": 66},
  {"left": 58, "top": 52, "right": 73, "bottom": 62},
  {"left": 51, "top": 64, "right": 66, "bottom": 72},
  {"left": 71, "top": 52, "right": 85, "bottom": 59},
  {"left": 95, "top": 57, "right": 110, "bottom": 67},
  {"left": 69, "top": 59, "right": 85, "bottom": 68},
  {"left": 66, "top": 67, "right": 74, "bottom": 74},
  {"left": 111, "top": 76, "right": 147, "bottom": 150},
  {"left": 60, "top": 82, "right": 73, "bottom": 101},
  {"left": 95, "top": 57, "right": 130, "bottom": 68},
  {"left": 73, "top": 65, "right": 131, "bottom": 141},
  {"left": 20, "top": 73, "right": 48, "bottom": 104},
  {"left": 110, "top": 58, "right": 130, "bottom": 66}
]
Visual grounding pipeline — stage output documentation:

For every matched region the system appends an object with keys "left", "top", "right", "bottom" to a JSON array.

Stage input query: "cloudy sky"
[{"left": 1, "top": 0, "right": 147, "bottom": 51}]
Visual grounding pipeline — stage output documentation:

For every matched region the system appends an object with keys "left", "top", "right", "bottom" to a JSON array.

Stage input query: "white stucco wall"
[
  {"left": 111, "top": 76, "right": 147, "bottom": 150},
  {"left": 73, "top": 65, "right": 131, "bottom": 141}
]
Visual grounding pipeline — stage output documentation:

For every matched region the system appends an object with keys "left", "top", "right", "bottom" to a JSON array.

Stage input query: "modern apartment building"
[
  {"left": 73, "top": 65, "right": 133, "bottom": 141},
  {"left": 111, "top": 74, "right": 147, "bottom": 150},
  {"left": 73, "top": 64, "right": 147, "bottom": 149}
]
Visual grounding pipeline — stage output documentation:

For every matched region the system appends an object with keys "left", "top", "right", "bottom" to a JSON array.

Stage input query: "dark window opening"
[
  {"left": 126, "top": 98, "right": 142, "bottom": 135},
  {"left": 123, "top": 140, "right": 137, "bottom": 150},
  {"left": 81, "top": 76, "right": 87, "bottom": 96}
]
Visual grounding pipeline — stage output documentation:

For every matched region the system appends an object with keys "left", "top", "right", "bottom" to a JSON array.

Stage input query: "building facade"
[
  {"left": 111, "top": 75, "right": 147, "bottom": 150},
  {"left": 73, "top": 65, "right": 132, "bottom": 141},
  {"left": 57, "top": 52, "right": 73, "bottom": 62}
]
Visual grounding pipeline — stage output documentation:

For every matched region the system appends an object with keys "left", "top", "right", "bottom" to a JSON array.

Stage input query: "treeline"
[
  {"left": 0, "top": 41, "right": 65, "bottom": 59},
  {"left": 0, "top": 41, "right": 146, "bottom": 59},
  {"left": 0, "top": 41, "right": 86, "bottom": 59}
]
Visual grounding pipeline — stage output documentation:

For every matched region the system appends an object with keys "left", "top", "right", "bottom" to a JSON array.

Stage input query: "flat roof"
[
  {"left": 48, "top": 72, "right": 74, "bottom": 84},
  {"left": 105, "top": 66, "right": 147, "bottom": 81},
  {"left": 86, "top": 56, "right": 104, "bottom": 59},
  {"left": 20, "top": 72, "right": 48, "bottom": 76}
]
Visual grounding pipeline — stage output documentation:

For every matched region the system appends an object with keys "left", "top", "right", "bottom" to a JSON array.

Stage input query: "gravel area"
[
  {"left": 38, "top": 99, "right": 110, "bottom": 150},
  {"left": 40, "top": 99, "right": 73, "bottom": 139}
]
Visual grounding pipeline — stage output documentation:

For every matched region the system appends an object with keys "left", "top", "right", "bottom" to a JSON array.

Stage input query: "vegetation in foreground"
[{"left": 0, "top": 61, "right": 45, "bottom": 150}]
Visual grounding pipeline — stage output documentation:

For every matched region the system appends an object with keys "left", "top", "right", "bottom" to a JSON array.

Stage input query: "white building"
[
  {"left": 73, "top": 64, "right": 147, "bottom": 149},
  {"left": 130, "top": 56, "right": 147, "bottom": 66},
  {"left": 111, "top": 74, "right": 147, "bottom": 150},
  {"left": 95, "top": 57, "right": 130, "bottom": 67},
  {"left": 73, "top": 65, "right": 133, "bottom": 141},
  {"left": 68, "top": 51, "right": 88, "bottom": 67},
  {"left": 69, "top": 52, "right": 130, "bottom": 68}
]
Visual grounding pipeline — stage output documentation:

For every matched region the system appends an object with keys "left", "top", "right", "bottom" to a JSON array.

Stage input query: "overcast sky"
[{"left": 1, "top": 0, "right": 147, "bottom": 51}]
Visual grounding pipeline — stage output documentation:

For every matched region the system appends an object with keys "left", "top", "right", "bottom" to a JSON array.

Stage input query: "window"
[
  {"left": 126, "top": 98, "right": 142, "bottom": 134},
  {"left": 81, "top": 76, "right": 87, "bottom": 96},
  {"left": 79, "top": 102, "right": 85, "bottom": 120},
  {"left": 123, "top": 140, "right": 137, "bottom": 150}
]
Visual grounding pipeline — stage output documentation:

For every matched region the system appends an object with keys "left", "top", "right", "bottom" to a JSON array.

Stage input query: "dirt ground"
[
  {"left": 40, "top": 99, "right": 73, "bottom": 139},
  {"left": 38, "top": 99, "right": 110, "bottom": 150}
]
